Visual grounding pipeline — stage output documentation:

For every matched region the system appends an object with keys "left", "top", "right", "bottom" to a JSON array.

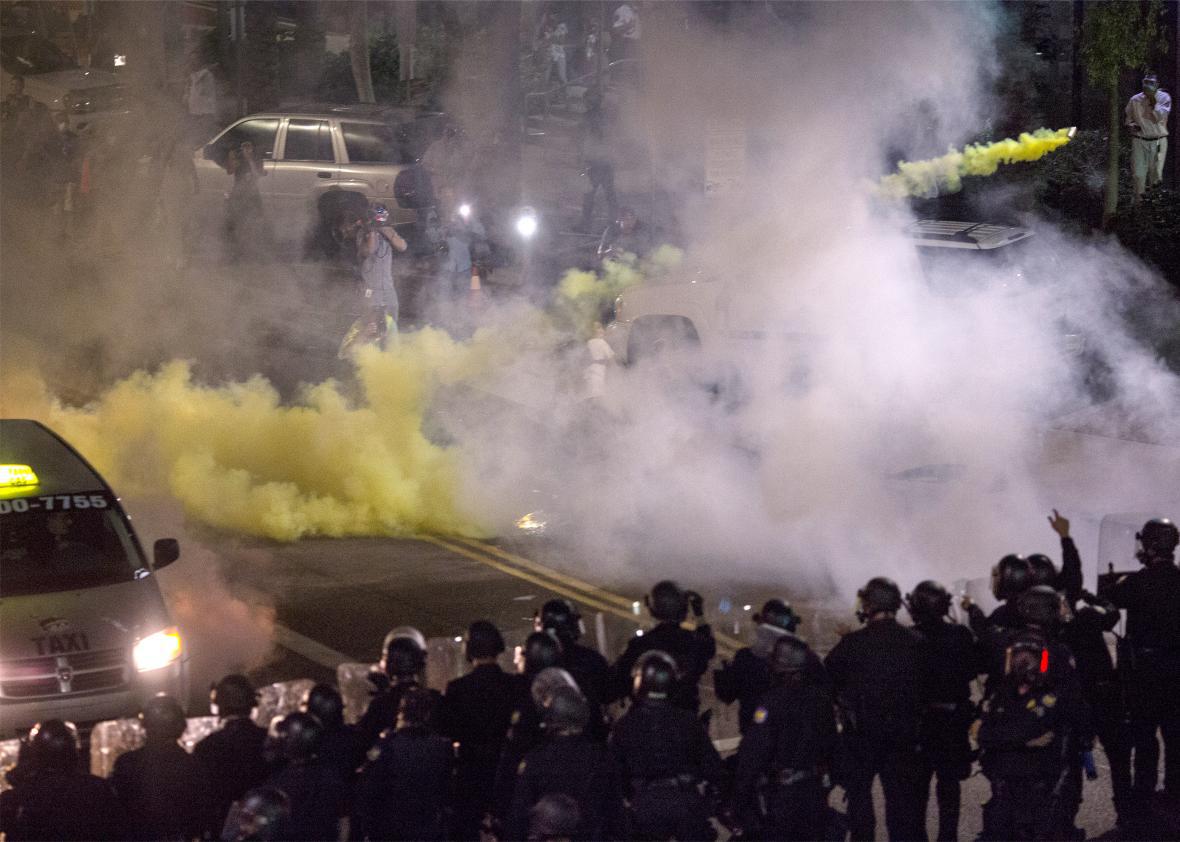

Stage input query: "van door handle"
[{"left": 317, "top": 171, "right": 332, "bottom": 179}]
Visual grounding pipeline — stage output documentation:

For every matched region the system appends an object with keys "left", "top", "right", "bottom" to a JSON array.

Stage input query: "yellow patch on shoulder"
[
  {"left": 753, "top": 707, "right": 769, "bottom": 725},
  {"left": 517, "top": 759, "right": 527, "bottom": 775},
  {"left": 1026, "top": 698, "right": 1038, "bottom": 710},
  {"left": 511, "top": 710, "right": 521, "bottom": 725},
  {"left": 1042, "top": 693, "right": 1057, "bottom": 708}
]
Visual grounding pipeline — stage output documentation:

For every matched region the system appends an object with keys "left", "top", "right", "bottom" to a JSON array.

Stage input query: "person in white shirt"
[
  {"left": 184, "top": 54, "right": 220, "bottom": 146},
  {"left": 1125, "top": 72, "right": 1171, "bottom": 201},
  {"left": 584, "top": 322, "right": 616, "bottom": 399}
]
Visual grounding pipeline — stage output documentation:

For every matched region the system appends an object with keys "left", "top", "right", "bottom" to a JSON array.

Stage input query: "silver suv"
[{"left": 193, "top": 105, "right": 444, "bottom": 245}]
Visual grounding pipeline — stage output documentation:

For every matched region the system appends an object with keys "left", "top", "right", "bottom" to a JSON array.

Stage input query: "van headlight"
[{"left": 133, "top": 627, "right": 183, "bottom": 672}]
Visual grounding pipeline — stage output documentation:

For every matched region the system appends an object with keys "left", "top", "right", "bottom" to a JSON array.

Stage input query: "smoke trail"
[
  {"left": 4, "top": 329, "right": 521, "bottom": 542},
  {"left": 877, "top": 128, "right": 1075, "bottom": 199}
]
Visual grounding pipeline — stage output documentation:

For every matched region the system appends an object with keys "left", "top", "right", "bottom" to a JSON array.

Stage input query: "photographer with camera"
[{"left": 608, "top": 580, "right": 716, "bottom": 713}]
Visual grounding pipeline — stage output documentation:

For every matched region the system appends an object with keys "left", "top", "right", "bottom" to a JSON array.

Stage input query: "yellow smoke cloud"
[
  {"left": 4, "top": 328, "right": 513, "bottom": 541},
  {"left": 555, "top": 245, "right": 683, "bottom": 336},
  {"left": 877, "top": 127, "right": 1075, "bottom": 199}
]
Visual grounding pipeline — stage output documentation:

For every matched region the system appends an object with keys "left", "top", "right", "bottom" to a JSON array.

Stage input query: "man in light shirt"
[{"left": 1125, "top": 72, "right": 1170, "bottom": 202}]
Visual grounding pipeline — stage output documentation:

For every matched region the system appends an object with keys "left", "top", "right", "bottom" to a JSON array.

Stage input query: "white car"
[
  {"left": 607, "top": 220, "right": 1083, "bottom": 363},
  {"left": 1, "top": 33, "right": 126, "bottom": 132}
]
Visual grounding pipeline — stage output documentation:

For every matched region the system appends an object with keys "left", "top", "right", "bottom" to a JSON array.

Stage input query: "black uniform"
[
  {"left": 505, "top": 733, "right": 628, "bottom": 841},
  {"left": 193, "top": 716, "right": 270, "bottom": 828},
  {"left": 977, "top": 676, "right": 1089, "bottom": 840},
  {"left": 824, "top": 617, "right": 931, "bottom": 842},
  {"left": 264, "top": 759, "right": 349, "bottom": 841},
  {"left": 438, "top": 662, "right": 521, "bottom": 840},
  {"left": 734, "top": 677, "right": 837, "bottom": 841},
  {"left": 357, "top": 678, "right": 443, "bottom": 754},
  {"left": 564, "top": 643, "right": 612, "bottom": 740},
  {"left": 354, "top": 724, "right": 453, "bottom": 841},
  {"left": 714, "top": 629, "right": 827, "bottom": 736},
  {"left": 317, "top": 721, "right": 365, "bottom": 784},
  {"left": 610, "top": 621, "right": 716, "bottom": 711},
  {"left": 1102, "top": 561, "right": 1180, "bottom": 800},
  {"left": 0, "top": 767, "right": 125, "bottom": 841},
  {"left": 912, "top": 617, "right": 985, "bottom": 842},
  {"left": 610, "top": 697, "right": 724, "bottom": 840},
  {"left": 492, "top": 674, "right": 544, "bottom": 823},
  {"left": 111, "top": 741, "right": 217, "bottom": 840}
]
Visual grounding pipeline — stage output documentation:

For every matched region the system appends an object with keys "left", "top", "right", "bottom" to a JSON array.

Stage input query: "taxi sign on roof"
[{"left": 0, "top": 464, "right": 39, "bottom": 488}]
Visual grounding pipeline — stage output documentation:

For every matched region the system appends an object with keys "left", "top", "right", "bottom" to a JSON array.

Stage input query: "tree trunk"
[
  {"left": 1102, "top": 78, "right": 1120, "bottom": 227},
  {"left": 349, "top": 0, "right": 375, "bottom": 103}
]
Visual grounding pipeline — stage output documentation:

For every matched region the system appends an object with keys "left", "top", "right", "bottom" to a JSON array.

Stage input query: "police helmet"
[
  {"left": 856, "top": 577, "right": 902, "bottom": 620},
  {"left": 1026, "top": 554, "right": 1058, "bottom": 588},
  {"left": 301, "top": 683, "right": 345, "bottom": 730},
  {"left": 465, "top": 620, "right": 506, "bottom": 661},
  {"left": 647, "top": 580, "right": 688, "bottom": 622},
  {"left": 1004, "top": 631, "right": 1050, "bottom": 683},
  {"left": 530, "top": 667, "right": 579, "bottom": 710},
  {"left": 529, "top": 793, "right": 582, "bottom": 842},
  {"left": 1137, "top": 518, "right": 1179, "bottom": 563},
  {"left": 273, "top": 712, "right": 322, "bottom": 763},
  {"left": 383, "top": 636, "right": 427, "bottom": 679},
  {"left": 1017, "top": 585, "right": 1064, "bottom": 630},
  {"left": 27, "top": 719, "right": 80, "bottom": 771},
  {"left": 523, "top": 630, "right": 563, "bottom": 676},
  {"left": 540, "top": 685, "right": 590, "bottom": 735},
  {"left": 397, "top": 687, "right": 436, "bottom": 729},
  {"left": 631, "top": 650, "right": 678, "bottom": 700},
  {"left": 212, "top": 674, "right": 258, "bottom": 717},
  {"left": 905, "top": 580, "right": 952, "bottom": 621},
  {"left": 769, "top": 634, "right": 813, "bottom": 676},
  {"left": 370, "top": 203, "right": 391, "bottom": 225},
  {"left": 537, "top": 598, "right": 583, "bottom": 644},
  {"left": 754, "top": 598, "right": 800, "bottom": 633},
  {"left": 232, "top": 787, "right": 291, "bottom": 841},
  {"left": 141, "top": 694, "right": 187, "bottom": 743},
  {"left": 991, "top": 554, "right": 1032, "bottom": 601}
]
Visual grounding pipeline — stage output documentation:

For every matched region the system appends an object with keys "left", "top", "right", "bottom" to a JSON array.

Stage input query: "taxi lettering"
[{"left": 30, "top": 632, "right": 90, "bottom": 655}]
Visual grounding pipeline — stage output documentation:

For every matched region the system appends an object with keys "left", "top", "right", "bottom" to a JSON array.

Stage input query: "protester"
[
  {"left": 1125, "top": 73, "right": 1171, "bottom": 202},
  {"left": 194, "top": 674, "right": 270, "bottom": 827}
]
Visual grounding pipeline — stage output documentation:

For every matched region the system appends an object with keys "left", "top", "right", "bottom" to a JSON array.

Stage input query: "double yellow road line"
[{"left": 420, "top": 534, "right": 744, "bottom": 656}]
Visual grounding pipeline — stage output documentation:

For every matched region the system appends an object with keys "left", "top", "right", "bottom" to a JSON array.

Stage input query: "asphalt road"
[{"left": 183, "top": 529, "right": 1126, "bottom": 841}]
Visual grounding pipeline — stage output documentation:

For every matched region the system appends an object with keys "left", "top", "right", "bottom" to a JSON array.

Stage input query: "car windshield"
[
  {"left": 0, "top": 35, "right": 77, "bottom": 76},
  {"left": 0, "top": 493, "right": 146, "bottom": 597},
  {"left": 917, "top": 238, "right": 1035, "bottom": 296}
]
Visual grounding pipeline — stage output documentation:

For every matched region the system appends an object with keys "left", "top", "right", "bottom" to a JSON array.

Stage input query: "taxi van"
[{"left": 0, "top": 419, "right": 188, "bottom": 737}]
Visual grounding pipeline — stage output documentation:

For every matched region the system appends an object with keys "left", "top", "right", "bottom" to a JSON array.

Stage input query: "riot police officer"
[
  {"left": 537, "top": 598, "right": 611, "bottom": 710},
  {"left": 965, "top": 555, "right": 1033, "bottom": 688},
  {"left": 357, "top": 626, "right": 441, "bottom": 751},
  {"left": 976, "top": 632, "right": 1089, "bottom": 841},
  {"left": 505, "top": 686, "right": 627, "bottom": 841},
  {"left": 264, "top": 712, "right": 349, "bottom": 841},
  {"left": 438, "top": 620, "right": 520, "bottom": 840},
  {"left": 824, "top": 576, "right": 931, "bottom": 841},
  {"left": 734, "top": 635, "right": 837, "bottom": 842},
  {"left": 906, "top": 580, "right": 984, "bottom": 842},
  {"left": 0, "top": 719, "right": 125, "bottom": 840},
  {"left": 112, "top": 694, "right": 215, "bottom": 840},
  {"left": 194, "top": 674, "right": 269, "bottom": 829},
  {"left": 610, "top": 580, "right": 716, "bottom": 712},
  {"left": 301, "top": 683, "right": 362, "bottom": 784},
  {"left": 222, "top": 787, "right": 291, "bottom": 842},
  {"left": 611, "top": 650, "right": 723, "bottom": 840},
  {"left": 1099, "top": 517, "right": 1180, "bottom": 806},
  {"left": 714, "top": 599, "right": 824, "bottom": 736},
  {"left": 355, "top": 687, "right": 453, "bottom": 840}
]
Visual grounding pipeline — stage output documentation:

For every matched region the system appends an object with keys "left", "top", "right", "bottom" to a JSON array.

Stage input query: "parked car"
[
  {"left": 192, "top": 105, "right": 447, "bottom": 253},
  {"left": 0, "top": 32, "right": 127, "bottom": 132},
  {"left": 0, "top": 419, "right": 188, "bottom": 737}
]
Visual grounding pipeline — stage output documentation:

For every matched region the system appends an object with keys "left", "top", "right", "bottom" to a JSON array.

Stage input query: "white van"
[{"left": 0, "top": 420, "right": 188, "bottom": 737}]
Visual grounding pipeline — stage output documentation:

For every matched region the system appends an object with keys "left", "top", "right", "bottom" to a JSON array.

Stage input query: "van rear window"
[{"left": 0, "top": 493, "right": 146, "bottom": 597}]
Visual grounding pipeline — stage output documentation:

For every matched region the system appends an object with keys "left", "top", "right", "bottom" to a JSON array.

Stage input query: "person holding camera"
[
  {"left": 1125, "top": 72, "right": 1171, "bottom": 202},
  {"left": 608, "top": 580, "right": 716, "bottom": 713}
]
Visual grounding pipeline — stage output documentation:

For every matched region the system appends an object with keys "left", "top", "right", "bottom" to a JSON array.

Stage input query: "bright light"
[
  {"left": 515, "top": 209, "right": 538, "bottom": 239},
  {"left": 635, "top": 629, "right": 644, "bottom": 637},
  {"left": 0, "top": 464, "right": 39, "bottom": 488},
  {"left": 516, "top": 512, "right": 546, "bottom": 533},
  {"left": 133, "top": 627, "right": 183, "bottom": 672},
  {"left": 457, "top": 203, "right": 472, "bottom": 220},
  {"left": 453, "top": 636, "right": 462, "bottom": 643},
  {"left": 113, "top": 54, "right": 127, "bottom": 67}
]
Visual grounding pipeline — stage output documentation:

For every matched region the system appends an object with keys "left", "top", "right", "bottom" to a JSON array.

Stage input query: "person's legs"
[
  {"left": 880, "top": 752, "right": 927, "bottom": 841},
  {"left": 1147, "top": 138, "right": 1167, "bottom": 190},
  {"left": 933, "top": 769, "right": 961, "bottom": 842},
  {"left": 1131, "top": 137, "right": 1150, "bottom": 200},
  {"left": 843, "top": 748, "right": 878, "bottom": 842}
]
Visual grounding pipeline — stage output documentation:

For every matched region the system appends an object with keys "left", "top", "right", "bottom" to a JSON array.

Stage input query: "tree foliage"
[{"left": 1080, "top": 0, "right": 1166, "bottom": 87}]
